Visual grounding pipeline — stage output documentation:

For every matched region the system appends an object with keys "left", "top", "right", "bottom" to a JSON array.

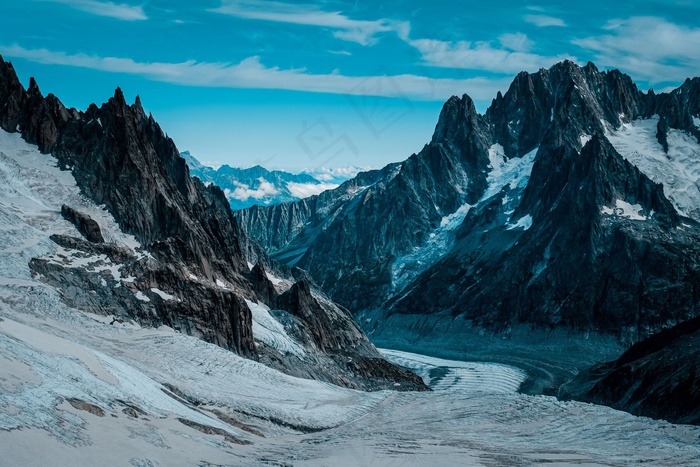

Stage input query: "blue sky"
[{"left": 2, "top": 1, "right": 699, "bottom": 172}]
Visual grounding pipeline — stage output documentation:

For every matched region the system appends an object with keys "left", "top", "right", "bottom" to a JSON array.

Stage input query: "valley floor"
[{"left": 1, "top": 298, "right": 699, "bottom": 466}]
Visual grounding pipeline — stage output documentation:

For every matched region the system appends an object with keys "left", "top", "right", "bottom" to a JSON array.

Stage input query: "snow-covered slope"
[
  {"left": 0, "top": 127, "right": 420, "bottom": 393},
  {"left": 0, "top": 53, "right": 429, "bottom": 391},
  {"left": 0, "top": 129, "right": 146, "bottom": 289},
  {"left": 246, "top": 299, "right": 307, "bottom": 358},
  {"left": 607, "top": 116, "right": 700, "bottom": 220}
]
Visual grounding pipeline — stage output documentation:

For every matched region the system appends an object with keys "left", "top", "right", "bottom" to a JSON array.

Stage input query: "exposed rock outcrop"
[
  {"left": 559, "top": 315, "right": 700, "bottom": 425},
  {"left": 61, "top": 205, "right": 104, "bottom": 243}
]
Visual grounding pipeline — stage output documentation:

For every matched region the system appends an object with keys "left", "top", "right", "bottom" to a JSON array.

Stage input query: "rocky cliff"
[
  {"left": 0, "top": 55, "right": 426, "bottom": 391},
  {"left": 559, "top": 315, "right": 700, "bottom": 424}
]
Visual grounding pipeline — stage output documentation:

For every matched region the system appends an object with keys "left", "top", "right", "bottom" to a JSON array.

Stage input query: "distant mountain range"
[{"left": 181, "top": 151, "right": 367, "bottom": 210}]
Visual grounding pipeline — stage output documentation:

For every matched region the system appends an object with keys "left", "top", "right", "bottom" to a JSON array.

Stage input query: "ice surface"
[
  {"left": 481, "top": 145, "right": 537, "bottom": 202},
  {"left": 580, "top": 134, "right": 592, "bottom": 147},
  {"left": 381, "top": 349, "right": 526, "bottom": 392},
  {"left": 607, "top": 117, "right": 700, "bottom": 220}
]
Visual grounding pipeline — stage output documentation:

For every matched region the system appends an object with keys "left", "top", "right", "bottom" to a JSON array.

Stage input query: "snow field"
[{"left": 607, "top": 116, "right": 700, "bottom": 220}]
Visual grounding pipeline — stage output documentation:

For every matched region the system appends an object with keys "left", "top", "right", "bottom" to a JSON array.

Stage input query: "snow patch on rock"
[
  {"left": 134, "top": 291, "right": 150, "bottom": 302},
  {"left": 601, "top": 200, "right": 647, "bottom": 220},
  {"left": 150, "top": 288, "right": 175, "bottom": 301},
  {"left": 507, "top": 214, "right": 533, "bottom": 230}
]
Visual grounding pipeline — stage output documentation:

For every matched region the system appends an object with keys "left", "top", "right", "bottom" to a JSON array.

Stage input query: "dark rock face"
[
  {"left": 237, "top": 60, "right": 700, "bottom": 346},
  {"left": 559, "top": 316, "right": 700, "bottom": 425},
  {"left": 0, "top": 55, "right": 426, "bottom": 391},
  {"left": 29, "top": 234, "right": 255, "bottom": 356},
  {"left": 61, "top": 205, "right": 104, "bottom": 243}
]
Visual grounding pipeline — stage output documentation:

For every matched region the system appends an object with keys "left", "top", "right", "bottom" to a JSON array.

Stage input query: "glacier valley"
[{"left": 1, "top": 128, "right": 699, "bottom": 466}]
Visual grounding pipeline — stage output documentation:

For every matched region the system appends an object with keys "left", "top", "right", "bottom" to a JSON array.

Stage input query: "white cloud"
[
  {"left": 226, "top": 178, "right": 280, "bottom": 201},
  {"left": 0, "top": 44, "right": 509, "bottom": 101},
  {"left": 523, "top": 14, "right": 566, "bottom": 27},
  {"left": 498, "top": 33, "right": 534, "bottom": 53},
  {"left": 573, "top": 16, "right": 700, "bottom": 84},
  {"left": 210, "top": 0, "right": 409, "bottom": 45},
  {"left": 36, "top": 0, "right": 147, "bottom": 21},
  {"left": 408, "top": 37, "right": 573, "bottom": 74},
  {"left": 286, "top": 181, "right": 338, "bottom": 198},
  {"left": 303, "top": 166, "right": 374, "bottom": 182}
]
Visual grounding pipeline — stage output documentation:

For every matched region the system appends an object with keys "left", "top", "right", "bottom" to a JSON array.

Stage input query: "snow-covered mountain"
[
  {"left": 2, "top": 56, "right": 700, "bottom": 463},
  {"left": 302, "top": 165, "right": 375, "bottom": 185},
  {"left": 181, "top": 151, "right": 340, "bottom": 210},
  {"left": 237, "top": 61, "right": 700, "bottom": 336}
]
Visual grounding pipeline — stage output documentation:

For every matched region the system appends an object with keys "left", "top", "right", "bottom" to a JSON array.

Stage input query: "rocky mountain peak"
[
  {"left": 487, "top": 66, "right": 553, "bottom": 158},
  {"left": 431, "top": 94, "right": 480, "bottom": 143},
  {"left": 27, "top": 76, "right": 40, "bottom": 96},
  {"left": 485, "top": 60, "right": 655, "bottom": 160},
  {"left": 111, "top": 86, "right": 127, "bottom": 107},
  {"left": 0, "top": 57, "right": 26, "bottom": 132}
]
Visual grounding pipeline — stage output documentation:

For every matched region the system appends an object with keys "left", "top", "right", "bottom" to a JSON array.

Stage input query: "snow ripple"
[{"left": 380, "top": 348, "right": 526, "bottom": 393}]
